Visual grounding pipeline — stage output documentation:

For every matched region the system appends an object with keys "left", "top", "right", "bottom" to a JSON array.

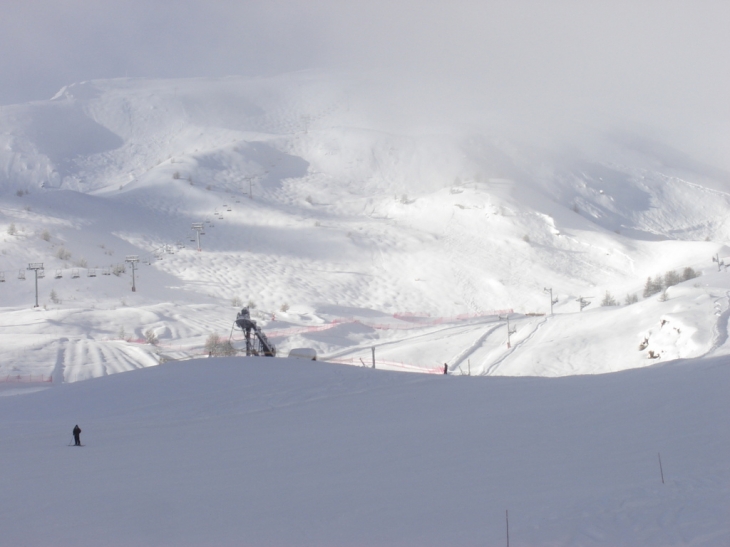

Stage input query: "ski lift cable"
[{"left": 1, "top": 204, "right": 224, "bottom": 275}]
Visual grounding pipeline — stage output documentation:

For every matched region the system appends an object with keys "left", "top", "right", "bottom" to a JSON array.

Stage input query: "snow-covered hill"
[
  {"left": 1, "top": 356, "right": 728, "bottom": 545},
  {"left": 1, "top": 71, "right": 730, "bottom": 380}
]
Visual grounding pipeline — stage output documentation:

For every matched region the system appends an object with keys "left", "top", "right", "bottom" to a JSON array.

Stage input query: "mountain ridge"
[{"left": 1, "top": 71, "right": 729, "bottom": 380}]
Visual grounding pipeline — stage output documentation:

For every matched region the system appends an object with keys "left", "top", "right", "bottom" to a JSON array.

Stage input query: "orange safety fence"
[
  {"left": 1, "top": 374, "right": 53, "bottom": 383},
  {"left": 112, "top": 309, "right": 516, "bottom": 354},
  {"left": 327, "top": 357, "right": 444, "bottom": 374}
]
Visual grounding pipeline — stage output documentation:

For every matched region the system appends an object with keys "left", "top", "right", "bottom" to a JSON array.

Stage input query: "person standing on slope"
[
  {"left": 443, "top": 363, "right": 448, "bottom": 375},
  {"left": 72, "top": 424, "right": 82, "bottom": 446}
]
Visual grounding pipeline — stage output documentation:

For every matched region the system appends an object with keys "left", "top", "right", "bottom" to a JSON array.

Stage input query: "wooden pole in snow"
[
  {"left": 658, "top": 452, "right": 665, "bottom": 484},
  {"left": 371, "top": 347, "right": 375, "bottom": 369},
  {"left": 506, "top": 510, "right": 510, "bottom": 547}
]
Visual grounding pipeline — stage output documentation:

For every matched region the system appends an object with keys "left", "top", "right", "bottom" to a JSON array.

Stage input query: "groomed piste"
[{"left": 1, "top": 356, "right": 728, "bottom": 546}]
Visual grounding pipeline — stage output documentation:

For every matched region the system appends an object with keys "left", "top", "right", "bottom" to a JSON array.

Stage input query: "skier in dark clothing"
[
  {"left": 72, "top": 425, "right": 81, "bottom": 446},
  {"left": 443, "top": 363, "right": 448, "bottom": 375}
]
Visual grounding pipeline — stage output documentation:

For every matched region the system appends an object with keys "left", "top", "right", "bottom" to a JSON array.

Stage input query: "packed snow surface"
[{"left": 1, "top": 357, "right": 728, "bottom": 546}]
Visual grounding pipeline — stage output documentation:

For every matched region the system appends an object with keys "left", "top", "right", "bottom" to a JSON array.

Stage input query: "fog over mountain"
[{"left": 3, "top": 1, "right": 730, "bottom": 168}]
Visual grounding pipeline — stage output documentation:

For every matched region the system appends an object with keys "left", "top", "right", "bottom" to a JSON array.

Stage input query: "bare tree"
[{"left": 205, "top": 333, "right": 236, "bottom": 357}]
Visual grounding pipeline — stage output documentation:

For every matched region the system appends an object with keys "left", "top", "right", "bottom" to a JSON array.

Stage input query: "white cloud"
[{"left": 2, "top": 0, "right": 729, "bottom": 167}]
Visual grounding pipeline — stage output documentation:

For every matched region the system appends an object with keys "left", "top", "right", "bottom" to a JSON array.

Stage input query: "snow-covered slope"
[
  {"left": 1, "top": 356, "right": 728, "bottom": 546},
  {"left": 1, "top": 71, "right": 730, "bottom": 380}
]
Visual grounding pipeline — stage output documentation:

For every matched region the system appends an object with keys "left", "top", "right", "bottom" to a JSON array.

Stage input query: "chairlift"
[
  {"left": 0, "top": 272, "right": 5, "bottom": 282},
  {"left": 227, "top": 207, "right": 232, "bottom": 212},
  {"left": 37, "top": 269, "right": 45, "bottom": 279},
  {"left": 71, "top": 269, "right": 80, "bottom": 279},
  {"left": 18, "top": 270, "right": 25, "bottom": 280},
  {"left": 102, "top": 268, "right": 111, "bottom": 276},
  {"left": 55, "top": 269, "right": 63, "bottom": 279},
  {"left": 87, "top": 268, "right": 96, "bottom": 277}
]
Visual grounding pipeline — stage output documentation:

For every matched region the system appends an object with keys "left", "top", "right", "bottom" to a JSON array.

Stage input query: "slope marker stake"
[
  {"left": 658, "top": 452, "right": 665, "bottom": 484},
  {"left": 506, "top": 509, "right": 510, "bottom": 547}
]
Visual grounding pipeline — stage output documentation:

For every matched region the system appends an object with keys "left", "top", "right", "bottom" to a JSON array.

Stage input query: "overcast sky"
[{"left": 2, "top": 1, "right": 729, "bottom": 164}]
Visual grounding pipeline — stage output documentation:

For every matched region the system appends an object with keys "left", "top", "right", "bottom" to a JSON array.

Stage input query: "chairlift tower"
[
  {"left": 499, "top": 314, "right": 517, "bottom": 348},
  {"left": 577, "top": 296, "right": 592, "bottom": 312},
  {"left": 712, "top": 254, "right": 724, "bottom": 272},
  {"left": 244, "top": 172, "right": 265, "bottom": 200},
  {"left": 543, "top": 287, "right": 558, "bottom": 315},
  {"left": 27, "top": 263, "right": 44, "bottom": 308},
  {"left": 244, "top": 176, "right": 253, "bottom": 199},
  {"left": 125, "top": 255, "right": 139, "bottom": 292},
  {"left": 192, "top": 223, "right": 205, "bottom": 251}
]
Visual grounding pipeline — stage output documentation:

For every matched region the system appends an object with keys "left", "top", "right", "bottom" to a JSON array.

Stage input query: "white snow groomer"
[{"left": 234, "top": 307, "right": 276, "bottom": 357}]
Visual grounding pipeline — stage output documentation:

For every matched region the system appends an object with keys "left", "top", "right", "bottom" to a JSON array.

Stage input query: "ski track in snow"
[
  {"left": 447, "top": 322, "right": 502, "bottom": 372},
  {"left": 484, "top": 315, "right": 550, "bottom": 375},
  {"left": 704, "top": 289, "right": 730, "bottom": 357}
]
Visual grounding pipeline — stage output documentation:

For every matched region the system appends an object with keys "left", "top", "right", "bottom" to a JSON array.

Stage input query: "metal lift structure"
[{"left": 234, "top": 307, "right": 276, "bottom": 357}]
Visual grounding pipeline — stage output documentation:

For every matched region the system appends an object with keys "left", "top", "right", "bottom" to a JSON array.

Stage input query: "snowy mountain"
[
  {"left": 2, "top": 71, "right": 730, "bottom": 546},
  {"left": 1, "top": 71, "right": 730, "bottom": 380}
]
